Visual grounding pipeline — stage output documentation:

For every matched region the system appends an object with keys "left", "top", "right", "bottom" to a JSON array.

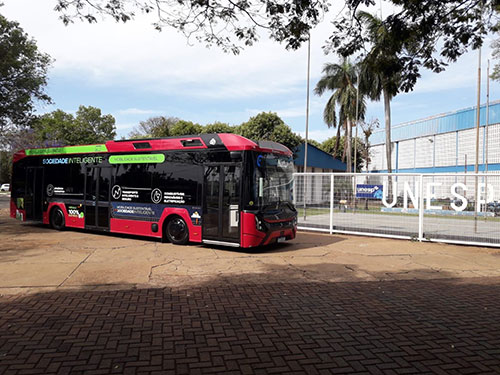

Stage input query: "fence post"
[
  {"left": 293, "top": 175, "right": 297, "bottom": 206},
  {"left": 330, "top": 174, "right": 334, "bottom": 234},
  {"left": 418, "top": 174, "right": 424, "bottom": 241}
]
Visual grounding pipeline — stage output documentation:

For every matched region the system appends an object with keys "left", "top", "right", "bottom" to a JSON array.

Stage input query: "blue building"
[
  {"left": 369, "top": 101, "right": 500, "bottom": 173},
  {"left": 294, "top": 143, "right": 347, "bottom": 173}
]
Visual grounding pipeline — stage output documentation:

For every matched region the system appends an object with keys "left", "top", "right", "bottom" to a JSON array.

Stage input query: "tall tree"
[
  {"left": 315, "top": 59, "right": 365, "bottom": 172},
  {"left": 32, "top": 109, "right": 74, "bottom": 145},
  {"left": 73, "top": 105, "right": 116, "bottom": 143},
  {"left": 359, "top": 118, "right": 379, "bottom": 172},
  {"left": 0, "top": 13, "right": 52, "bottom": 146},
  {"left": 320, "top": 136, "right": 365, "bottom": 171},
  {"left": 170, "top": 120, "right": 203, "bottom": 136},
  {"left": 357, "top": 11, "right": 403, "bottom": 174},
  {"left": 32, "top": 106, "right": 116, "bottom": 146},
  {"left": 203, "top": 121, "right": 235, "bottom": 134},
  {"left": 128, "top": 116, "right": 180, "bottom": 138},
  {"left": 239, "top": 112, "right": 301, "bottom": 153}
]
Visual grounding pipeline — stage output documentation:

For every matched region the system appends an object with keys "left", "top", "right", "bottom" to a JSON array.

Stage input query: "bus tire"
[
  {"left": 50, "top": 207, "right": 65, "bottom": 231},
  {"left": 165, "top": 216, "right": 189, "bottom": 245}
]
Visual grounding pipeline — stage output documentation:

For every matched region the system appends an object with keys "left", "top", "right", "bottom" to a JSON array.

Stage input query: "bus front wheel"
[
  {"left": 50, "top": 207, "right": 65, "bottom": 231},
  {"left": 165, "top": 216, "right": 189, "bottom": 245}
]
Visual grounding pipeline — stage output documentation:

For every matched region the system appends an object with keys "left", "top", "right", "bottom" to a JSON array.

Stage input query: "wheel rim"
[
  {"left": 168, "top": 218, "right": 186, "bottom": 241},
  {"left": 53, "top": 210, "right": 64, "bottom": 227}
]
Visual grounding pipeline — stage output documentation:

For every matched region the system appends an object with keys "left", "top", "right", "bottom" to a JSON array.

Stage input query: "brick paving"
[{"left": 1, "top": 278, "right": 500, "bottom": 374}]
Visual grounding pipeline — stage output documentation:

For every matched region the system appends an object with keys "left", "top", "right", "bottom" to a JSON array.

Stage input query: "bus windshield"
[{"left": 256, "top": 153, "right": 294, "bottom": 208}]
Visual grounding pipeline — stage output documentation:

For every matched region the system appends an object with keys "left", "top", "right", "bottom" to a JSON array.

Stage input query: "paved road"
[
  {"left": 1, "top": 278, "right": 499, "bottom": 374},
  {"left": 300, "top": 211, "right": 500, "bottom": 243}
]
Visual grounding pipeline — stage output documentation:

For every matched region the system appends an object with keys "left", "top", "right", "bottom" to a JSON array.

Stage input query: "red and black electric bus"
[{"left": 10, "top": 134, "right": 297, "bottom": 247}]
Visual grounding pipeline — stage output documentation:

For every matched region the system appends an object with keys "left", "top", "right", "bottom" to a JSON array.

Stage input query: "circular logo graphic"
[
  {"left": 256, "top": 155, "right": 263, "bottom": 167},
  {"left": 209, "top": 138, "right": 217, "bottom": 145},
  {"left": 46, "top": 184, "right": 54, "bottom": 197},
  {"left": 111, "top": 185, "right": 122, "bottom": 200},
  {"left": 151, "top": 188, "right": 162, "bottom": 204}
]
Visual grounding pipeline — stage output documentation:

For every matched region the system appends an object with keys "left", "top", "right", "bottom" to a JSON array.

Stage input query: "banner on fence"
[{"left": 356, "top": 184, "right": 383, "bottom": 199}]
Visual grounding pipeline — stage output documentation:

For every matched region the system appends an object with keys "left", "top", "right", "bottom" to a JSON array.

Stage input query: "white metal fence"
[{"left": 293, "top": 172, "right": 500, "bottom": 247}]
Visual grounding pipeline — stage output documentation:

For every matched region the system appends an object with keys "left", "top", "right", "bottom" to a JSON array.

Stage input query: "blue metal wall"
[
  {"left": 371, "top": 101, "right": 500, "bottom": 145},
  {"left": 294, "top": 143, "right": 347, "bottom": 171}
]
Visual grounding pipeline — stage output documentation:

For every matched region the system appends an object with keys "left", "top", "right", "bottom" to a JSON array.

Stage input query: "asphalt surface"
[{"left": 300, "top": 211, "right": 500, "bottom": 244}]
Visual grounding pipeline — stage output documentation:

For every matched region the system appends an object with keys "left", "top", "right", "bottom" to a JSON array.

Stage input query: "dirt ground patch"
[{"left": 1, "top": 209, "right": 500, "bottom": 295}]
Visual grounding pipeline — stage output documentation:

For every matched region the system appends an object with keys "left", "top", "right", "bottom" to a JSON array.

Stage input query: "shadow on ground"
[
  {"left": 202, "top": 232, "right": 345, "bottom": 254},
  {"left": 1, "top": 275, "right": 499, "bottom": 374}
]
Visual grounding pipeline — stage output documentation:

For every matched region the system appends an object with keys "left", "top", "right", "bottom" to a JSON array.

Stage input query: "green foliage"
[
  {"left": 491, "top": 2, "right": 500, "bottom": 83},
  {"left": 203, "top": 121, "right": 235, "bottom": 134},
  {"left": 32, "top": 106, "right": 116, "bottom": 146},
  {"left": 0, "top": 151, "right": 12, "bottom": 183},
  {"left": 73, "top": 106, "right": 116, "bottom": 144},
  {"left": 328, "top": 1, "right": 492, "bottom": 93},
  {"left": 32, "top": 110, "right": 74, "bottom": 145},
  {"left": 356, "top": 12, "right": 399, "bottom": 173},
  {"left": 128, "top": 117, "right": 240, "bottom": 139},
  {"left": 320, "top": 136, "right": 365, "bottom": 172},
  {"left": 54, "top": 0, "right": 328, "bottom": 54},
  {"left": 315, "top": 59, "right": 366, "bottom": 127},
  {"left": 492, "top": 38, "right": 500, "bottom": 81},
  {"left": 128, "top": 116, "right": 180, "bottom": 138},
  {"left": 170, "top": 120, "right": 203, "bottom": 136},
  {"left": 0, "top": 13, "right": 52, "bottom": 143},
  {"left": 315, "top": 59, "right": 365, "bottom": 172},
  {"left": 239, "top": 112, "right": 301, "bottom": 152},
  {"left": 52, "top": 1, "right": 494, "bottom": 86},
  {"left": 305, "top": 139, "right": 321, "bottom": 148},
  {"left": 357, "top": 12, "right": 401, "bottom": 101}
]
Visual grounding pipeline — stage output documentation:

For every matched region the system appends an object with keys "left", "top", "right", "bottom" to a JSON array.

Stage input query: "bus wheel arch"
[
  {"left": 163, "top": 215, "right": 189, "bottom": 245},
  {"left": 49, "top": 206, "right": 66, "bottom": 230}
]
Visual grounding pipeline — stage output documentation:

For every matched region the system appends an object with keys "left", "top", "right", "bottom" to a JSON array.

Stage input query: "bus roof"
[{"left": 13, "top": 133, "right": 292, "bottom": 162}]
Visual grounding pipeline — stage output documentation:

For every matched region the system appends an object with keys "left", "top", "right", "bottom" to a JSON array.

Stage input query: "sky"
[{"left": 2, "top": 0, "right": 499, "bottom": 142}]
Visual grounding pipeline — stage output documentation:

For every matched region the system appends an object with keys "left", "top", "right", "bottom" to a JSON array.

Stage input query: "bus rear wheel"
[
  {"left": 165, "top": 216, "right": 189, "bottom": 245},
  {"left": 50, "top": 207, "right": 65, "bottom": 231}
]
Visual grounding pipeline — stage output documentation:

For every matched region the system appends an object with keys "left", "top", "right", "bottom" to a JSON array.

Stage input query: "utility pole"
[
  {"left": 303, "top": 34, "right": 311, "bottom": 221},
  {"left": 354, "top": 71, "right": 360, "bottom": 173},
  {"left": 486, "top": 59, "right": 490, "bottom": 174},
  {"left": 474, "top": 46, "right": 481, "bottom": 230}
]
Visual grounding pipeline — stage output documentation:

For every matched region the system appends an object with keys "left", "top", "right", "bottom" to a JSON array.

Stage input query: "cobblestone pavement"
[{"left": 1, "top": 277, "right": 500, "bottom": 374}]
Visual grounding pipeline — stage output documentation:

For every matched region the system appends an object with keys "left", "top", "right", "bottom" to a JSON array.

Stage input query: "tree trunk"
[
  {"left": 346, "top": 118, "right": 352, "bottom": 173},
  {"left": 333, "top": 124, "right": 341, "bottom": 158},
  {"left": 383, "top": 88, "right": 392, "bottom": 173},
  {"left": 365, "top": 135, "right": 370, "bottom": 172}
]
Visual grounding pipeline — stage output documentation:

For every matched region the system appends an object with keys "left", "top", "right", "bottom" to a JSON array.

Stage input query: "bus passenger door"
[
  {"left": 203, "top": 164, "right": 241, "bottom": 245},
  {"left": 84, "top": 167, "right": 111, "bottom": 230},
  {"left": 25, "top": 167, "right": 44, "bottom": 221}
]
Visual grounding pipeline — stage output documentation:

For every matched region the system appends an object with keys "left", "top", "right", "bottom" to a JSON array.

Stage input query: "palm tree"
[
  {"left": 315, "top": 59, "right": 365, "bottom": 172},
  {"left": 357, "top": 11, "right": 402, "bottom": 174}
]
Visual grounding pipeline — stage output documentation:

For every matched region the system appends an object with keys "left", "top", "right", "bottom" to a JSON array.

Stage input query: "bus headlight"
[{"left": 255, "top": 216, "right": 266, "bottom": 232}]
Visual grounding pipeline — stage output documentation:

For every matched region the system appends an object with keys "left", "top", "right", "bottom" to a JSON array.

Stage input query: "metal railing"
[{"left": 293, "top": 172, "right": 500, "bottom": 247}]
